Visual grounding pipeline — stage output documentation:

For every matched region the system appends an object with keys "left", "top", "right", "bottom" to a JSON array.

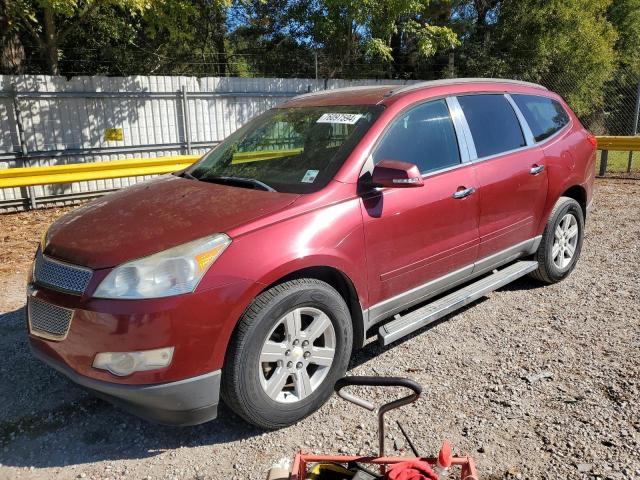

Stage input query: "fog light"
[{"left": 93, "top": 347, "right": 174, "bottom": 376}]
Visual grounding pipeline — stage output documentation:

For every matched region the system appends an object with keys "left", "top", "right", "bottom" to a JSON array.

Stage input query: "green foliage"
[
  {"left": 0, "top": 0, "right": 636, "bottom": 133},
  {"left": 609, "top": 0, "right": 640, "bottom": 74}
]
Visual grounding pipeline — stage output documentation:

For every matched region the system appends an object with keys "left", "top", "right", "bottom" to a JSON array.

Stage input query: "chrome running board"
[{"left": 378, "top": 260, "right": 539, "bottom": 346}]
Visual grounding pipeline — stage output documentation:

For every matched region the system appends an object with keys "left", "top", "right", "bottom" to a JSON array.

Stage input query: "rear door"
[
  {"left": 456, "top": 93, "right": 548, "bottom": 258},
  {"left": 361, "top": 98, "right": 480, "bottom": 316}
]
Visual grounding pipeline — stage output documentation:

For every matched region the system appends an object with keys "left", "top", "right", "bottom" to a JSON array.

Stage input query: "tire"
[
  {"left": 221, "top": 278, "right": 353, "bottom": 429},
  {"left": 530, "top": 196, "right": 584, "bottom": 284}
]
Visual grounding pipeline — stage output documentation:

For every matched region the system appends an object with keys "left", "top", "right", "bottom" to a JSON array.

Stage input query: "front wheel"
[
  {"left": 221, "top": 278, "right": 353, "bottom": 429},
  {"left": 530, "top": 196, "right": 584, "bottom": 284}
]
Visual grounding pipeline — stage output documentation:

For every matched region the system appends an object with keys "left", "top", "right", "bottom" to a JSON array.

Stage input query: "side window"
[
  {"left": 512, "top": 94, "right": 570, "bottom": 142},
  {"left": 457, "top": 94, "right": 526, "bottom": 158},
  {"left": 372, "top": 99, "right": 461, "bottom": 174}
]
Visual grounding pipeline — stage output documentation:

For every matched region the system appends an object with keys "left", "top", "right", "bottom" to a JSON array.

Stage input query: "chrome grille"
[
  {"left": 33, "top": 250, "right": 92, "bottom": 295},
  {"left": 28, "top": 297, "right": 74, "bottom": 341}
]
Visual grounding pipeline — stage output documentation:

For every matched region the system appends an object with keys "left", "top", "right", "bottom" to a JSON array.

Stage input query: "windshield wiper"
[
  {"left": 200, "top": 175, "right": 277, "bottom": 192},
  {"left": 176, "top": 170, "right": 198, "bottom": 180}
]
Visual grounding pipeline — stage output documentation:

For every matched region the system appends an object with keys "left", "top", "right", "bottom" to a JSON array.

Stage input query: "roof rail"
[
  {"left": 288, "top": 84, "right": 401, "bottom": 101},
  {"left": 386, "top": 77, "right": 547, "bottom": 96}
]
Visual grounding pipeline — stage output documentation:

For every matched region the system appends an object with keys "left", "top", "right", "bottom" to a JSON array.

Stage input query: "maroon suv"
[{"left": 28, "top": 79, "right": 596, "bottom": 428}]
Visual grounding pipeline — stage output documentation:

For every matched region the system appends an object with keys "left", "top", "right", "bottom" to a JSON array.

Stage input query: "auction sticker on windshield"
[
  {"left": 301, "top": 169, "right": 319, "bottom": 183},
  {"left": 317, "top": 113, "right": 362, "bottom": 124}
]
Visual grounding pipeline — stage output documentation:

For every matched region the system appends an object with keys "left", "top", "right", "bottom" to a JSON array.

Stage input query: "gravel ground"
[{"left": 0, "top": 179, "right": 639, "bottom": 480}]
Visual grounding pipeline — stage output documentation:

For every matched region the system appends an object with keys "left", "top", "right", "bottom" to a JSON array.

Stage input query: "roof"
[
  {"left": 281, "top": 78, "right": 548, "bottom": 108},
  {"left": 282, "top": 85, "right": 398, "bottom": 107}
]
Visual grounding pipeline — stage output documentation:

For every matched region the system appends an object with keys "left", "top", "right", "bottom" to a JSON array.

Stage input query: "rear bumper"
[{"left": 31, "top": 347, "right": 221, "bottom": 426}]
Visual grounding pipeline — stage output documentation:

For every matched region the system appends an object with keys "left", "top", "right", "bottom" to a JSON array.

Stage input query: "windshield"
[{"left": 187, "top": 105, "right": 384, "bottom": 193}]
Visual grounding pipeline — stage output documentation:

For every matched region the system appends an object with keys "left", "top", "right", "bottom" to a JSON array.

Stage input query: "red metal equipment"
[{"left": 288, "top": 376, "right": 479, "bottom": 480}]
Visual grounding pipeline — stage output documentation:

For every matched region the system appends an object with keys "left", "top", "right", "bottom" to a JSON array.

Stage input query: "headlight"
[{"left": 94, "top": 234, "right": 231, "bottom": 299}]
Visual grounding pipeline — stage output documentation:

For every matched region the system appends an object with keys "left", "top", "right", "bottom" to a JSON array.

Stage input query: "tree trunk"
[
  {"left": 212, "top": 2, "right": 227, "bottom": 76},
  {"left": 0, "top": 33, "right": 25, "bottom": 74},
  {"left": 0, "top": 0, "right": 26, "bottom": 74},
  {"left": 390, "top": 21, "right": 402, "bottom": 77},
  {"left": 43, "top": 4, "right": 59, "bottom": 75}
]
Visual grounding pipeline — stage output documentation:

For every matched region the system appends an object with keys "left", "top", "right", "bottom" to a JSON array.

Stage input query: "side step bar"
[{"left": 378, "top": 260, "right": 539, "bottom": 346}]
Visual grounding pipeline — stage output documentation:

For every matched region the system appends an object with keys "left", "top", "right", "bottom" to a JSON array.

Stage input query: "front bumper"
[{"left": 32, "top": 346, "right": 221, "bottom": 426}]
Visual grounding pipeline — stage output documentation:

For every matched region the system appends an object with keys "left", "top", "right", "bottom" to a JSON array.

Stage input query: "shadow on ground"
[
  {"left": 0, "top": 275, "right": 540, "bottom": 469},
  {"left": 0, "top": 306, "right": 262, "bottom": 469}
]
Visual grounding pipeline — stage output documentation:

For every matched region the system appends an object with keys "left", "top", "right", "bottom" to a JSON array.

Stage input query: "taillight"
[{"left": 586, "top": 132, "right": 597, "bottom": 148}]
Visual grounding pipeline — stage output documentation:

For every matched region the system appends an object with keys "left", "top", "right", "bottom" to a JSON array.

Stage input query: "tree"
[
  {"left": 450, "top": 0, "right": 617, "bottom": 119},
  {"left": 609, "top": 0, "right": 640, "bottom": 74},
  {"left": 0, "top": 0, "right": 26, "bottom": 73},
  {"left": 6, "top": 0, "right": 149, "bottom": 75}
]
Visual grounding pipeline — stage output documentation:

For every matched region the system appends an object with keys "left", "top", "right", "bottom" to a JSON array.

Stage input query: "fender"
[
  {"left": 536, "top": 123, "right": 595, "bottom": 234},
  {"left": 203, "top": 197, "right": 369, "bottom": 365}
]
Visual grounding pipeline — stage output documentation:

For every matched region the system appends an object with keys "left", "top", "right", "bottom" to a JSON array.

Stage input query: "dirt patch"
[
  {"left": 0, "top": 207, "right": 76, "bottom": 311},
  {"left": 0, "top": 180, "right": 638, "bottom": 479}
]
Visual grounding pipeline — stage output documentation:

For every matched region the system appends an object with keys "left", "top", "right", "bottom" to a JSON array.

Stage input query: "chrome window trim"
[
  {"left": 509, "top": 93, "right": 573, "bottom": 145},
  {"left": 419, "top": 159, "right": 471, "bottom": 179},
  {"left": 504, "top": 93, "right": 535, "bottom": 146},
  {"left": 445, "top": 96, "right": 474, "bottom": 163},
  {"left": 360, "top": 89, "right": 572, "bottom": 182},
  {"left": 455, "top": 92, "right": 527, "bottom": 161},
  {"left": 454, "top": 92, "right": 573, "bottom": 164},
  {"left": 364, "top": 96, "right": 467, "bottom": 179},
  {"left": 468, "top": 120, "right": 573, "bottom": 164},
  {"left": 531, "top": 118, "right": 572, "bottom": 146}
]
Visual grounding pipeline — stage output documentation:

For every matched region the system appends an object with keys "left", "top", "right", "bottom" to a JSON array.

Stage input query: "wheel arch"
[
  {"left": 257, "top": 265, "right": 366, "bottom": 350},
  {"left": 561, "top": 185, "right": 587, "bottom": 218}
]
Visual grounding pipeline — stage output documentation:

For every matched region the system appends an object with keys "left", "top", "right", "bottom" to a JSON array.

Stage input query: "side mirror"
[{"left": 370, "top": 159, "right": 423, "bottom": 188}]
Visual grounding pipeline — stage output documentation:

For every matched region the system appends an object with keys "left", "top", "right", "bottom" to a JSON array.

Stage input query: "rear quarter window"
[
  {"left": 457, "top": 94, "right": 526, "bottom": 158},
  {"left": 512, "top": 94, "right": 570, "bottom": 142}
]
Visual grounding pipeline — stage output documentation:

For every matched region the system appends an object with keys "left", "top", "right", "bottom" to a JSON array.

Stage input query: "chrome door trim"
[
  {"left": 452, "top": 186, "right": 476, "bottom": 199},
  {"left": 363, "top": 235, "right": 542, "bottom": 329},
  {"left": 446, "top": 96, "right": 477, "bottom": 161},
  {"left": 505, "top": 93, "right": 535, "bottom": 146}
]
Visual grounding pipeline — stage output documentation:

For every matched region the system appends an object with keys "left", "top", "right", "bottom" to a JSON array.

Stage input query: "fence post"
[
  {"left": 180, "top": 86, "right": 192, "bottom": 155},
  {"left": 627, "top": 80, "right": 640, "bottom": 173},
  {"left": 11, "top": 89, "right": 38, "bottom": 209},
  {"left": 599, "top": 149, "right": 609, "bottom": 177},
  {"left": 314, "top": 51, "right": 318, "bottom": 83}
]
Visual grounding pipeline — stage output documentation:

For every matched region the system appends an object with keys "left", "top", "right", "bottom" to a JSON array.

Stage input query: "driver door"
[{"left": 360, "top": 98, "right": 480, "bottom": 321}]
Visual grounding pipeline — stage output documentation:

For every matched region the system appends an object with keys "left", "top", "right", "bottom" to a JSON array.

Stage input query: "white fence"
[{"left": 0, "top": 75, "right": 416, "bottom": 209}]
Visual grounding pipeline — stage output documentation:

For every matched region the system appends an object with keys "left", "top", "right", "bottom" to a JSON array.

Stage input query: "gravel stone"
[{"left": 0, "top": 179, "right": 638, "bottom": 479}]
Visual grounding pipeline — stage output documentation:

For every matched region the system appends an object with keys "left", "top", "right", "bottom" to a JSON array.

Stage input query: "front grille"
[
  {"left": 28, "top": 297, "right": 74, "bottom": 341},
  {"left": 33, "top": 250, "right": 92, "bottom": 295}
]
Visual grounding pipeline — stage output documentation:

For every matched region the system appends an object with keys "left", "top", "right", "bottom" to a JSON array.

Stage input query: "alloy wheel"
[
  {"left": 552, "top": 213, "right": 579, "bottom": 269},
  {"left": 258, "top": 307, "right": 336, "bottom": 403}
]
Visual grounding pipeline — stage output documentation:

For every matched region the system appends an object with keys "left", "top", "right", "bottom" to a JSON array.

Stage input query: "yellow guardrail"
[
  {"left": 596, "top": 135, "right": 640, "bottom": 151},
  {"left": 231, "top": 148, "right": 303, "bottom": 164},
  {"left": 0, "top": 155, "right": 200, "bottom": 188},
  {"left": 0, "top": 136, "right": 637, "bottom": 190},
  {"left": 596, "top": 135, "right": 640, "bottom": 176}
]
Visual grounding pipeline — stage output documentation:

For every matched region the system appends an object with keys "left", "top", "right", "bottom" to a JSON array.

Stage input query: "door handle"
[
  {"left": 530, "top": 164, "right": 545, "bottom": 175},
  {"left": 452, "top": 186, "right": 476, "bottom": 199}
]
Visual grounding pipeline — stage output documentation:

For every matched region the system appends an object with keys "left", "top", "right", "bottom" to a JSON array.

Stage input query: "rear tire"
[
  {"left": 221, "top": 278, "right": 352, "bottom": 429},
  {"left": 530, "top": 196, "right": 584, "bottom": 284}
]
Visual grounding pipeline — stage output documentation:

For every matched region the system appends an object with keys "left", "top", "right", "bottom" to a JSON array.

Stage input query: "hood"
[{"left": 45, "top": 176, "right": 299, "bottom": 269}]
